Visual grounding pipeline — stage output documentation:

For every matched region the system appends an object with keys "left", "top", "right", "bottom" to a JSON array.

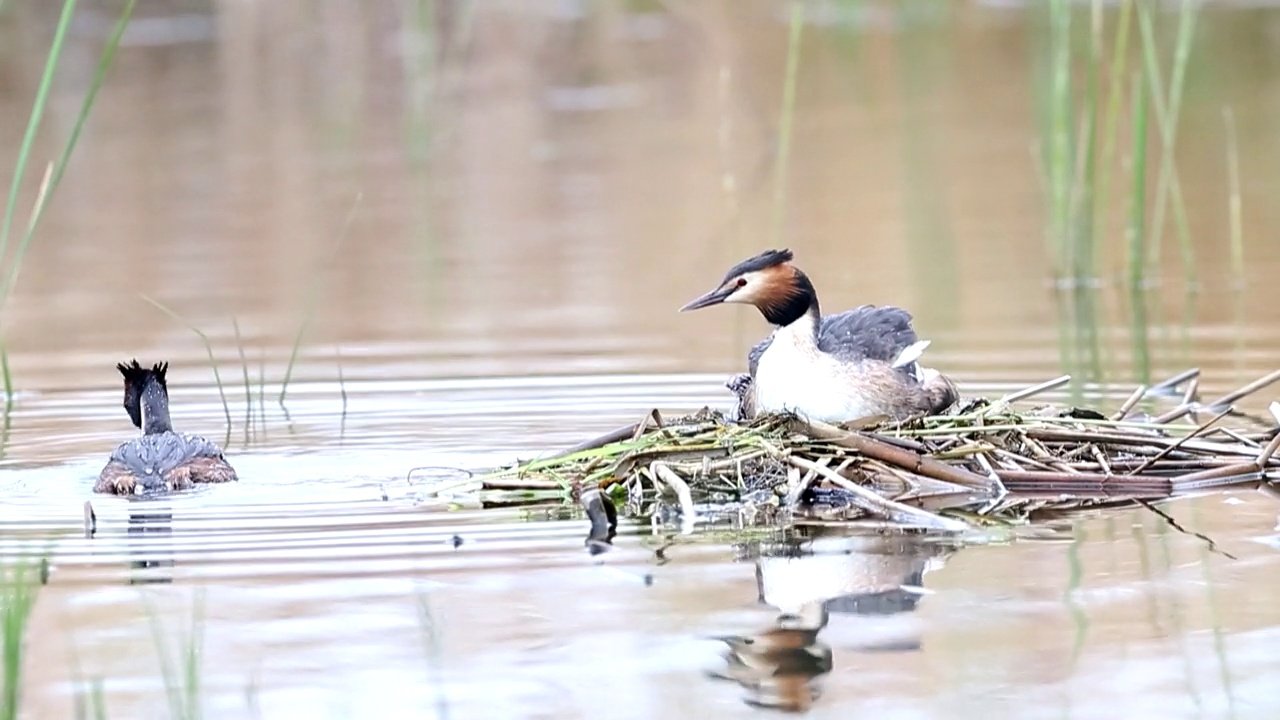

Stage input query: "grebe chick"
[
  {"left": 94, "top": 360, "right": 238, "bottom": 495},
  {"left": 680, "top": 249, "right": 958, "bottom": 424}
]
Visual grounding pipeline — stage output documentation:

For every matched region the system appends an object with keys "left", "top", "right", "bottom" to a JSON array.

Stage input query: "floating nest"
[{"left": 434, "top": 369, "right": 1280, "bottom": 534}]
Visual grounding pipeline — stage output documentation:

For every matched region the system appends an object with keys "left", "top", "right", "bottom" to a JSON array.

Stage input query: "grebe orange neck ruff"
[{"left": 680, "top": 249, "right": 958, "bottom": 424}]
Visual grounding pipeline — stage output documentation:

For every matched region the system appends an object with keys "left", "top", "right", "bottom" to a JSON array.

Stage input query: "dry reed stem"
[
  {"left": 1156, "top": 369, "right": 1280, "bottom": 424},
  {"left": 796, "top": 419, "right": 994, "bottom": 490},
  {"left": 1152, "top": 368, "right": 1200, "bottom": 393},
  {"left": 1112, "top": 384, "right": 1148, "bottom": 420},
  {"left": 1127, "top": 405, "right": 1233, "bottom": 475},
  {"left": 651, "top": 461, "right": 698, "bottom": 531},
  {"left": 787, "top": 456, "right": 967, "bottom": 532}
]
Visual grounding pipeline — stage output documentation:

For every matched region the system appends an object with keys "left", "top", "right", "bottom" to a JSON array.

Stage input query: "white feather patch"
[{"left": 891, "top": 340, "right": 931, "bottom": 369}]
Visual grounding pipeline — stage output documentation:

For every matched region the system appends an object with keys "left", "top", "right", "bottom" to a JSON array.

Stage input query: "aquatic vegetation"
[
  {"left": 279, "top": 192, "right": 361, "bottom": 409},
  {"left": 455, "top": 370, "right": 1280, "bottom": 536},
  {"left": 0, "top": 0, "right": 135, "bottom": 402},
  {"left": 772, "top": 1, "right": 805, "bottom": 245},
  {"left": 138, "top": 296, "right": 233, "bottom": 433},
  {"left": 146, "top": 591, "right": 207, "bottom": 720},
  {"left": 1, "top": 560, "right": 44, "bottom": 720},
  {"left": 1036, "top": 0, "right": 1207, "bottom": 390},
  {"left": 1038, "top": 0, "right": 1200, "bottom": 287}
]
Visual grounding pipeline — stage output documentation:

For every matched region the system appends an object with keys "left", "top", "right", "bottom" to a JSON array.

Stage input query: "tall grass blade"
[
  {"left": 1, "top": 0, "right": 136, "bottom": 309},
  {"left": 232, "top": 317, "right": 251, "bottom": 443},
  {"left": 0, "top": 0, "right": 78, "bottom": 269},
  {"left": 1094, "top": 0, "right": 1134, "bottom": 266},
  {"left": 1137, "top": 0, "right": 1199, "bottom": 285},
  {"left": 183, "top": 593, "right": 205, "bottom": 720},
  {"left": 146, "top": 591, "right": 205, "bottom": 720},
  {"left": 256, "top": 352, "right": 267, "bottom": 442},
  {"left": 1127, "top": 72, "right": 1149, "bottom": 291},
  {"left": 279, "top": 192, "right": 362, "bottom": 407},
  {"left": 336, "top": 347, "right": 348, "bottom": 441},
  {"left": 1222, "top": 107, "right": 1244, "bottom": 288},
  {"left": 1128, "top": 70, "right": 1151, "bottom": 383},
  {"left": 1066, "top": 0, "right": 1103, "bottom": 283},
  {"left": 0, "top": 342, "right": 12, "bottom": 411},
  {"left": 139, "top": 295, "right": 232, "bottom": 430},
  {"left": 89, "top": 678, "right": 106, "bottom": 720},
  {"left": 771, "top": 1, "right": 804, "bottom": 245},
  {"left": 1046, "top": 0, "right": 1073, "bottom": 277},
  {"left": 65, "top": 631, "right": 108, "bottom": 720},
  {"left": 1, "top": 560, "right": 42, "bottom": 720}
]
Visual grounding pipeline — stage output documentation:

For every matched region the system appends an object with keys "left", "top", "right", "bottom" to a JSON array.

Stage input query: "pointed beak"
[{"left": 679, "top": 285, "right": 733, "bottom": 312}]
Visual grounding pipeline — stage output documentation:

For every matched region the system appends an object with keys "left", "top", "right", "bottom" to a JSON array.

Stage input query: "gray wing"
[
  {"left": 110, "top": 432, "right": 226, "bottom": 477},
  {"left": 746, "top": 305, "right": 921, "bottom": 376},
  {"left": 175, "top": 432, "right": 228, "bottom": 460},
  {"left": 815, "top": 305, "right": 920, "bottom": 364}
]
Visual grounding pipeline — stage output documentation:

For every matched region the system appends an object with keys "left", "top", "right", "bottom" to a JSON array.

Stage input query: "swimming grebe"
[
  {"left": 94, "top": 360, "right": 238, "bottom": 495},
  {"left": 680, "top": 249, "right": 958, "bottom": 424}
]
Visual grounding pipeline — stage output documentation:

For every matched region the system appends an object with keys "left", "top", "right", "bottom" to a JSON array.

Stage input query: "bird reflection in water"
[
  {"left": 126, "top": 502, "right": 176, "bottom": 585},
  {"left": 708, "top": 526, "right": 959, "bottom": 711},
  {"left": 709, "top": 604, "right": 833, "bottom": 712},
  {"left": 85, "top": 499, "right": 178, "bottom": 584}
]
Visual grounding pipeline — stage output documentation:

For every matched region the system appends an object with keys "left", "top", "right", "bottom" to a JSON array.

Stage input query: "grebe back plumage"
[
  {"left": 95, "top": 360, "right": 238, "bottom": 495},
  {"left": 680, "top": 249, "right": 957, "bottom": 423}
]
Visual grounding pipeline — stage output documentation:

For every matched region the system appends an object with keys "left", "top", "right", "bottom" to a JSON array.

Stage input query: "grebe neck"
[
  {"left": 139, "top": 380, "right": 173, "bottom": 435},
  {"left": 760, "top": 269, "right": 820, "bottom": 331}
]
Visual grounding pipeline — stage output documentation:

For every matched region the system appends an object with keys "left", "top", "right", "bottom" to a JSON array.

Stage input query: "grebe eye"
[{"left": 735, "top": 278, "right": 747, "bottom": 288}]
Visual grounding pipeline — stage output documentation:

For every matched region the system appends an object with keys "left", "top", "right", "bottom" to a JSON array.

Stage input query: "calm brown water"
[{"left": 3, "top": 1, "right": 1280, "bottom": 718}]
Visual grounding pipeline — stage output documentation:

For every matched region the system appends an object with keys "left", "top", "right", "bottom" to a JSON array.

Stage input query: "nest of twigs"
[{"left": 434, "top": 369, "right": 1280, "bottom": 533}]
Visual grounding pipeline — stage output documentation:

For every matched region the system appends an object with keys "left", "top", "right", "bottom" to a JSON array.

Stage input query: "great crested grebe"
[
  {"left": 94, "top": 360, "right": 238, "bottom": 495},
  {"left": 680, "top": 249, "right": 958, "bottom": 423}
]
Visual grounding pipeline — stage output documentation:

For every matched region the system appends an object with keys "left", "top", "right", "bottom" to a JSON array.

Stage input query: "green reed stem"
[
  {"left": 1046, "top": 0, "right": 1072, "bottom": 276},
  {"left": 0, "top": 343, "right": 11, "bottom": 411},
  {"left": 89, "top": 679, "right": 106, "bottom": 720},
  {"left": 771, "top": 2, "right": 804, "bottom": 245},
  {"left": 1127, "top": 71, "right": 1149, "bottom": 291},
  {"left": 1067, "top": 0, "right": 1102, "bottom": 282},
  {"left": 1094, "top": 0, "right": 1134, "bottom": 262},
  {"left": 0, "top": 0, "right": 77, "bottom": 271},
  {"left": 1, "top": 0, "right": 135, "bottom": 311},
  {"left": 1, "top": 561, "right": 41, "bottom": 720},
  {"left": 1137, "top": 0, "right": 1198, "bottom": 284},
  {"left": 256, "top": 352, "right": 267, "bottom": 441},
  {"left": 146, "top": 591, "right": 206, "bottom": 720},
  {"left": 1222, "top": 107, "right": 1243, "bottom": 286},
  {"left": 232, "top": 316, "right": 251, "bottom": 441},
  {"left": 139, "top": 295, "right": 232, "bottom": 429},
  {"left": 336, "top": 347, "right": 348, "bottom": 417},
  {"left": 279, "top": 192, "right": 362, "bottom": 407}
]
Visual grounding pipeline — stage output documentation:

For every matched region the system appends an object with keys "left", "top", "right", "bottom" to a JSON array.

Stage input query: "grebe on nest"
[
  {"left": 94, "top": 360, "right": 238, "bottom": 495},
  {"left": 680, "top": 249, "right": 958, "bottom": 424}
]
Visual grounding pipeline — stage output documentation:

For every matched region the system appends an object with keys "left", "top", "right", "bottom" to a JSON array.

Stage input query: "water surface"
[{"left": 2, "top": 1, "right": 1280, "bottom": 718}]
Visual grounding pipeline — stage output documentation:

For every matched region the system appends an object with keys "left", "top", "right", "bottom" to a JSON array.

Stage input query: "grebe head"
[
  {"left": 679, "top": 248, "right": 817, "bottom": 326},
  {"left": 117, "top": 359, "right": 173, "bottom": 434}
]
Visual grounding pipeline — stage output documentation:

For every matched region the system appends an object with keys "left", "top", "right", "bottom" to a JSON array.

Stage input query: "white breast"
[{"left": 753, "top": 320, "right": 882, "bottom": 423}]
